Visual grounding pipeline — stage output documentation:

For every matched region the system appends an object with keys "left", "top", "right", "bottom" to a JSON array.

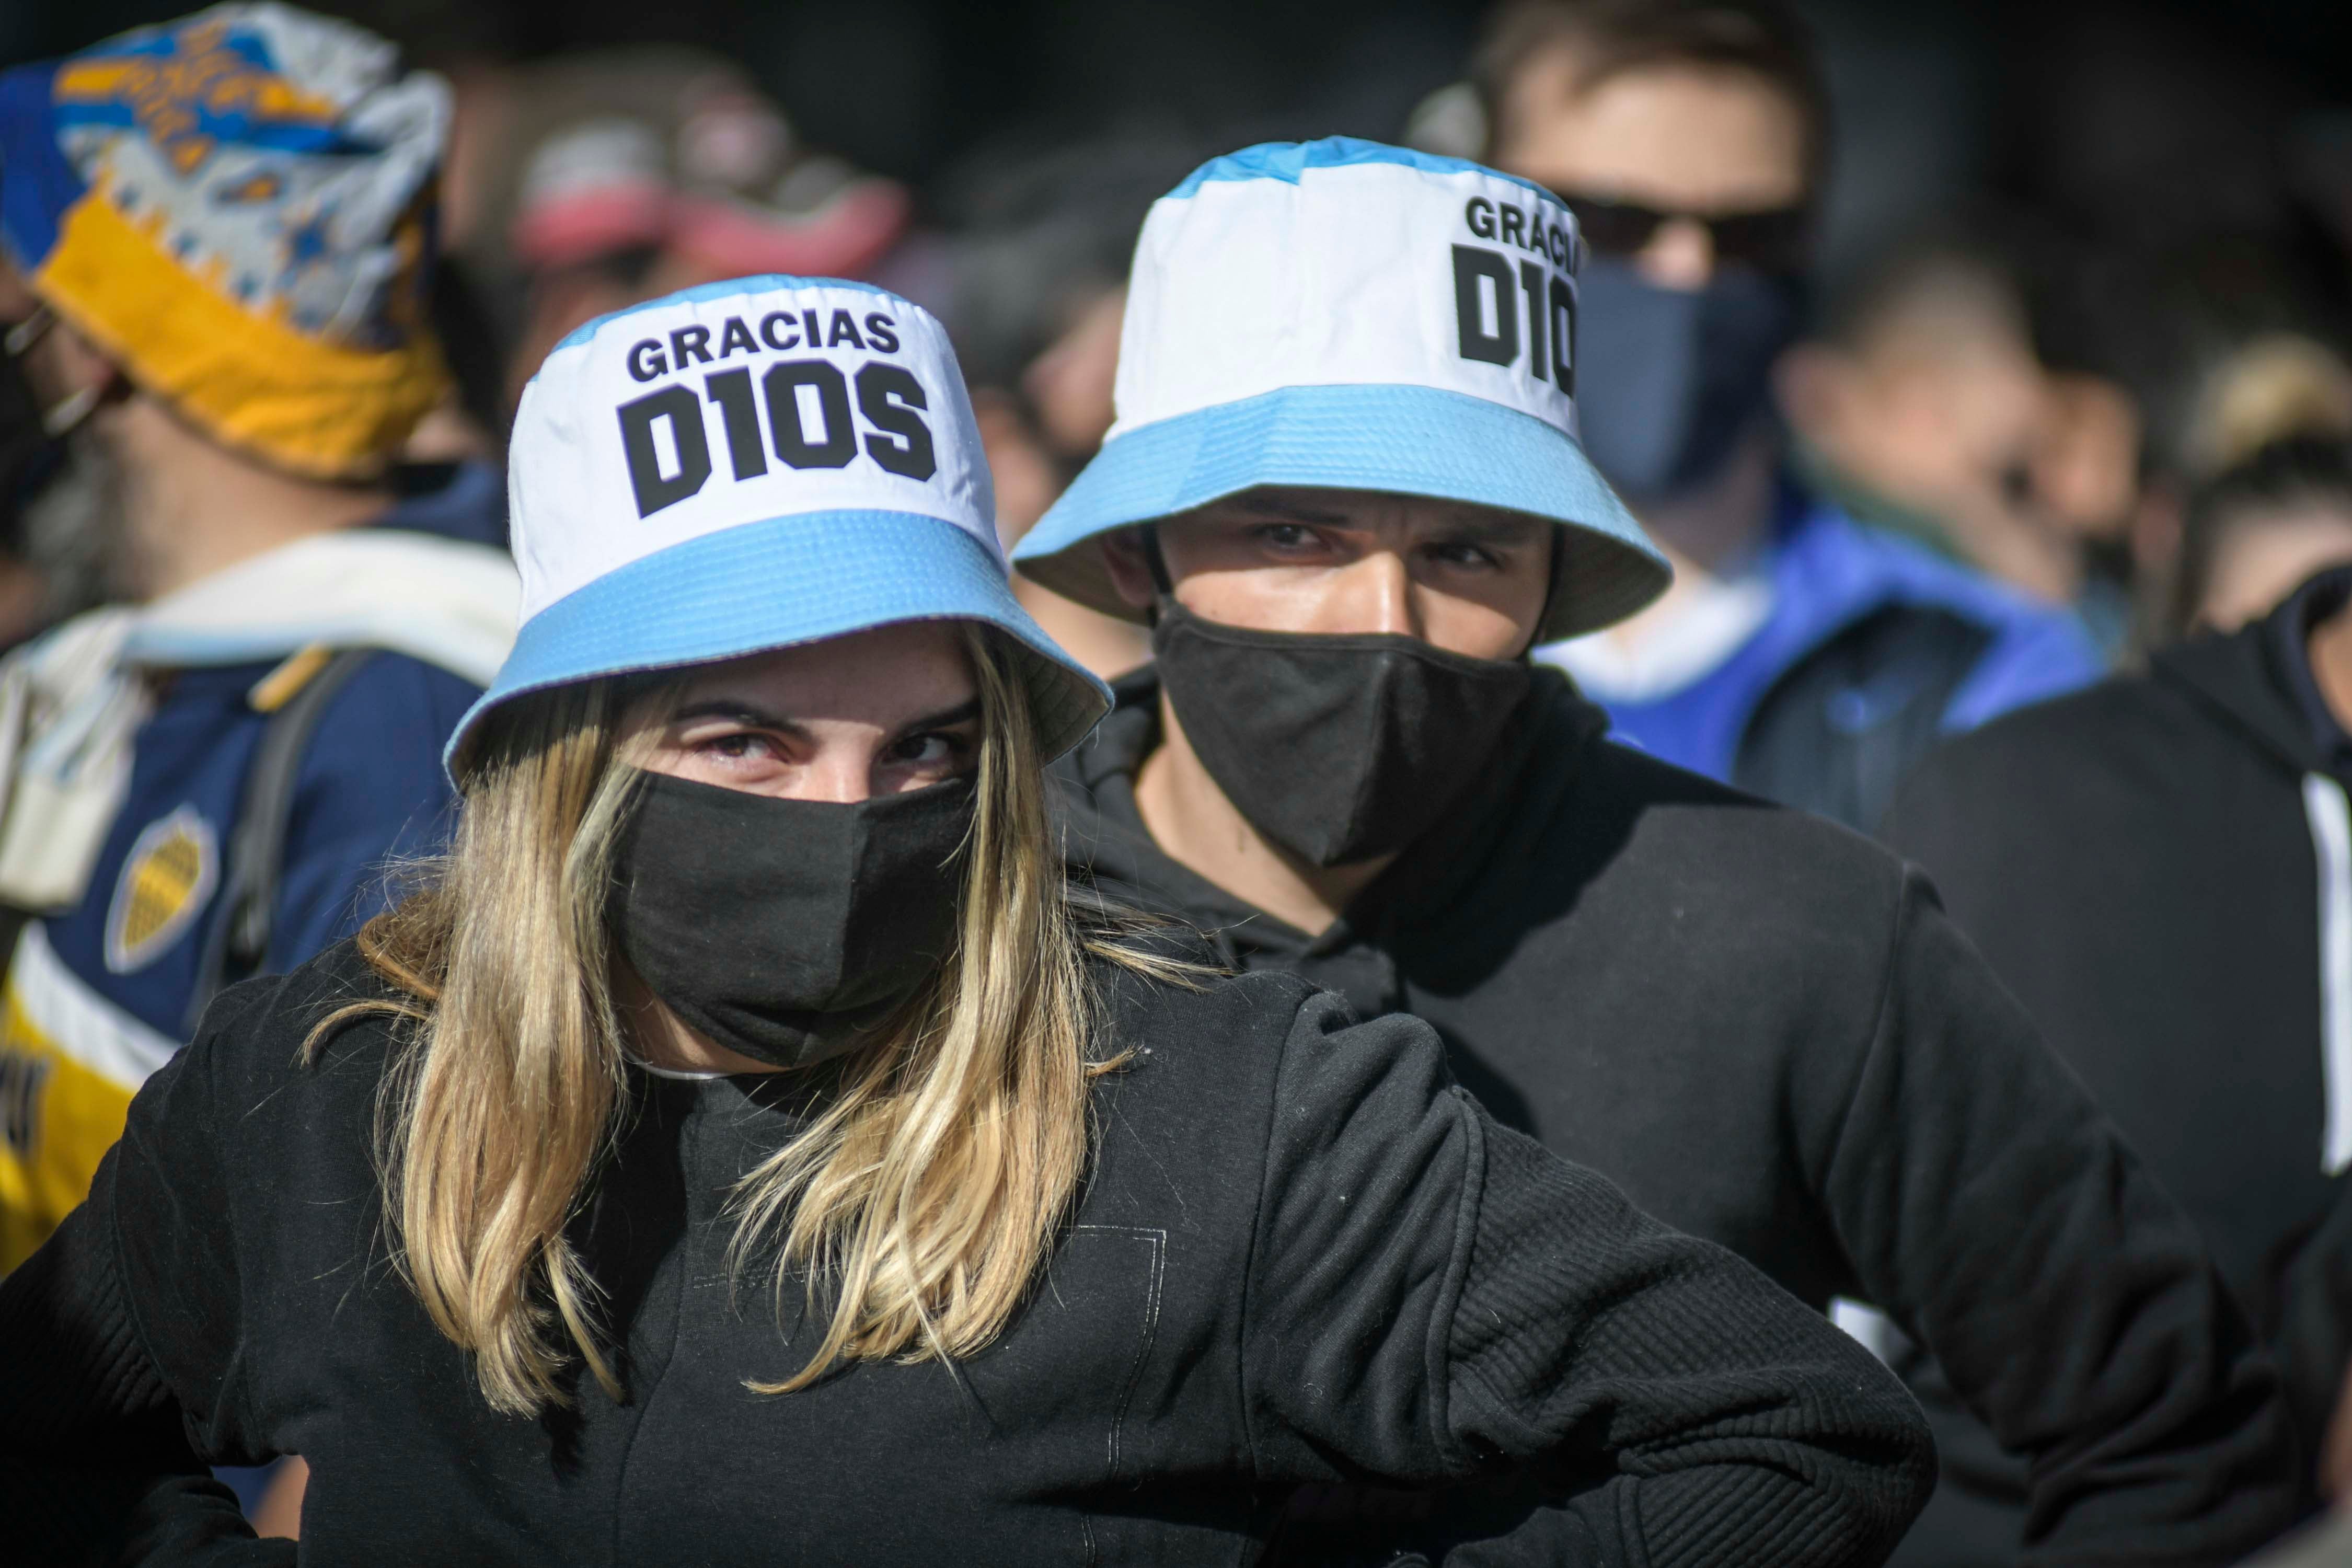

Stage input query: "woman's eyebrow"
[
  {"left": 670, "top": 698, "right": 808, "bottom": 734},
  {"left": 670, "top": 697, "right": 981, "bottom": 733},
  {"left": 899, "top": 698, "right": 983, "bottom": 733}
]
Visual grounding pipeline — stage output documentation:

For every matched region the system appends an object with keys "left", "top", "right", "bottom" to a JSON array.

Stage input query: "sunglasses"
[
  {"left": 1, "top": 306, "right": 107, "bottom": 436},
  {"left": 1553, "top": 191, "right": 1813, "bottom": 276},
  {"left": 3, "top": 306, "right": 54, "bottom": 360}
]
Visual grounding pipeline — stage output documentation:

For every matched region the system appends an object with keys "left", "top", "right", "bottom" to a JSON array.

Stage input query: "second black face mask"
[
  {"left": 1572, "top": 255, "right": 1805, "bottom": 502},
  {"left": 609, "top": 772, "right": 975, "bottom": 1070},
  {"left": 1151, "top": 602, "right": 1532, "bottom": 869}
]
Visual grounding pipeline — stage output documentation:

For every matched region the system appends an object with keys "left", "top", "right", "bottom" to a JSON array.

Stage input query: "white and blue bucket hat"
[
  {"left": 1012, "top": 138, "right": 1671, "bottom": 643},
  {"left": 447, "top": 275, "right": 1111, "bottom": 774}
]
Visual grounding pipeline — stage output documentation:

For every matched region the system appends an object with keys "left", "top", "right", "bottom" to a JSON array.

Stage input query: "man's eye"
[{"left": 1254, "top": 523, "right": 1320, "bottom": 550}]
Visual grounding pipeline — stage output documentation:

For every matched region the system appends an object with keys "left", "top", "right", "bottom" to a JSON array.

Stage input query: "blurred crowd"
[
  {"left": 13, "top": 1, "right": 2352, "bottom": 676},
  {"left": 4, "top": 0, "right": 2352, "bottom": 1562}
]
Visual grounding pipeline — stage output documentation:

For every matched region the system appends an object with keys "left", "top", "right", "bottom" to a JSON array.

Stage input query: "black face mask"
[
  {"left": 1150, "top": 601, "right": 1532, "bottom": 869},
  {"left": 0, "top": 351, "right": 66, "bottom": 550},
  {"left": 609, "top": 771, "right": 975, "bottom": 1070},
  {"left": 1572, "top": 255, "right": 1805, "bottom": 502}
]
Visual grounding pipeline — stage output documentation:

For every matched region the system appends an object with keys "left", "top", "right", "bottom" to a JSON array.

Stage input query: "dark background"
[
  {"left": 9, "top": 0, "right": 2352, "bottom": 260},
  {"left": 13, "top": 0, "right": 2352, "bottom": 491}
]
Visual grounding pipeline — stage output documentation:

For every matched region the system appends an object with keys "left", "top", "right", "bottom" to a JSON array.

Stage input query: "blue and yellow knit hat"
[{"left": 0, "top": 3, "right": 451, "bottom": 478}]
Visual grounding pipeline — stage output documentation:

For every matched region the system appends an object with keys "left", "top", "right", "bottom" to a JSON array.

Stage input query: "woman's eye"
[
  {"left": 700, "top": 731, "right": 776, "bottom": 763},
  {"left": 1428, "top": 541, "right": 1501, "bottom": 571},
  {"left": 890, "top": 731, "right": 974, "bottom": 769}
]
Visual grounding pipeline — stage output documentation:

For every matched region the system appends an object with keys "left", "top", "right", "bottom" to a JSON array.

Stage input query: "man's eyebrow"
[
  {"left": 1231, "top": 493, "right": 1354, "bottom": 526},
  {"left": 1226, "top": 494, "right": 1541, "bottom": 542},
  {"left": 1434, "top": 511, "right": 1547, "bottom": 544}
]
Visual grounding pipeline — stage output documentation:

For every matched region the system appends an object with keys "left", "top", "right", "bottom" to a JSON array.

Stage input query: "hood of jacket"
[{"left": 2151, "top": 569, "right": 2343, "bottom": 783}]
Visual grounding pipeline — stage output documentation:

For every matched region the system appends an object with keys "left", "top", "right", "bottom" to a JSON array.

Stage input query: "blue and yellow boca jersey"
[
  {"left": 0, "top": 469, "right": 502, "bottom": 1273},
  {"left": 0, "top": 651, "right": 478, "bottom": 1271},
  {"left": 0, "top": 651, "right": 479, "bottom": 1270}
]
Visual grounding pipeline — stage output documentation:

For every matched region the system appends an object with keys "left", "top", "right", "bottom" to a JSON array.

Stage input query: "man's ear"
[{"left": 1099, "top": 527, "right": 1161, "bottom": 612}]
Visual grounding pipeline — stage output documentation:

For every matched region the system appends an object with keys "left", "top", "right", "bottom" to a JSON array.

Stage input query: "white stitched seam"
[
  {"left": 1073, "top": 1224, "right": 1167, "bottom": 1483},
  {"left": 2304, "top": 774, "right": 2352, "bottom": 1174}
]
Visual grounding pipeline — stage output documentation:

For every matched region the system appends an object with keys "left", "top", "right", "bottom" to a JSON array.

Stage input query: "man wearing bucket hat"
[
  {"left": 0, "top": 272, "right": 1935, "bottom": 1562},
  {"left": 1016, "top": 138, "right": 2298, "bottom": 1562},
  {"left": 0, "top": 0, "right": 514, "bottom": 1304}
]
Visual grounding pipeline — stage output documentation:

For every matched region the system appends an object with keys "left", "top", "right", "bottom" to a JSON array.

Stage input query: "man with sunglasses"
[{"left": 1477, "top": 0, "right": 2104, "bottom": 833}]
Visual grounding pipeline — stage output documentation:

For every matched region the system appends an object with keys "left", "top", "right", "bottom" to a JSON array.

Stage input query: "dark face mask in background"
[
  {"left": 1572, "top": 255, "right": 1805, "bottom": 502},
  {"left": 0, "top": 349, "right": 67, "bottom": 578},
  {"left": 1151, "top": 601, "right": 1532, "bottom": 869},
  {"left": 609, "top": 771, "right": 975, "bottom": 1070},
  {"left": 0, "top": 348, "right": 124, "bottom": 621}
]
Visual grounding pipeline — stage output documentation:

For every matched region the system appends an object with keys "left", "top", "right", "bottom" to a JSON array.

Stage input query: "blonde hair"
[
  {"left": 316, "top": 628, "right": 1168, "bottom": 1415},
  {"left": 2189, "top": 333, "right": 2352, "bottom": 478}
]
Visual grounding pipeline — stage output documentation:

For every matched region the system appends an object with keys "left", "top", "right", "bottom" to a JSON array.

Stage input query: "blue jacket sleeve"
[{"left": 263, "top": 653, "right": 478, "bottom": 973}]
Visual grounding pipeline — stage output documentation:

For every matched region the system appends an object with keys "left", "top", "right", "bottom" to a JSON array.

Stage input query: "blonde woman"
[{"left": 0, "top": 278, "right": 1930, "bottom": 1563}]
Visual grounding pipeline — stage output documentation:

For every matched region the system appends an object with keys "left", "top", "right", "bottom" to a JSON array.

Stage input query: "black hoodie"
[
  {"left": 0, "top": 936, "right": 1934, "bottom": 1564},
  {"left": 1055, "top": 663, "right": 2298, "bottom": 1566},
  {"left": 1883, "top": 567, "right": 2352, "bottom": 1534}
]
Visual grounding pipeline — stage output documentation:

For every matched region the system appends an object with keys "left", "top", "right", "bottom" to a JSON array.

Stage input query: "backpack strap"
[{"left": 182, "top": 648, "right": 375, "bottom": 1033}]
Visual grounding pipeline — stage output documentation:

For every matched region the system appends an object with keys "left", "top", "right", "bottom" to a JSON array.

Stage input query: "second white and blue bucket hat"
[
  {"left": 447, "top": 274, "right": 1111, "bottom": 773},
  {"left": 1012, "top": 137, "right": 1671, "bottom": 643}
]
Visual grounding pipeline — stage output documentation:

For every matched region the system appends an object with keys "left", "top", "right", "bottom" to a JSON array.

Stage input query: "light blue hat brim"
[
  {"left": 446, "top": 511, "right": 1112, "bottom": 779},
  {"left": 1012, "top": 384, "right": 1671, "bottom": 643}
]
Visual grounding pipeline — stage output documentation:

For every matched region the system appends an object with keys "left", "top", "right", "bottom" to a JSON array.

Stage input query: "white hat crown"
[
  {"left": 449, "top": 275, "right": 1110, "bottom": 774},
  {"left": 1112, "top": 141, "right": 1583, "bottom": 442},
  {"left": 510, "top": 277, "right": 997, "bottom": 625},
  {"left": 1011, "top": 140, "right": 1671, "bottom": 644}
]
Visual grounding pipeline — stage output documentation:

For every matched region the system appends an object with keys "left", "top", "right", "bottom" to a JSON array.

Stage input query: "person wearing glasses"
[
  {"left": 0, "top": 11, "right": 516, "bottom": 1526},
  {"left": 0, "top": 273, "right": 1936, "bottom": 1562},
  {"left": 1011, "top": 137, "right": 2298, "bottom": 1564},
  {"left": 1471, "top": 0, "right": 2104, "bottom": 833}
]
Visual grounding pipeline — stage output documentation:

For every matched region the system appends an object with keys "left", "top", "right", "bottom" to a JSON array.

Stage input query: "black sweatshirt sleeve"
[
  {"left": 1818, "top": 870, "right": 2296, "bottom": 1561},
  {"left": 1243, "top": 990, "right": 1935, "bottom": 1568},
  {"left": 0, "top": 992, "right": 291, "bottom": 1565},
  {"left": 0, "top": 1165, "right": 287, "bottom": 1563}
]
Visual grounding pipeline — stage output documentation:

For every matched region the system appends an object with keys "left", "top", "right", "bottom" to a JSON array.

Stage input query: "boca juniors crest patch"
[{"left": 105, "top": 806, "right": 219, "bottom": 974}]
